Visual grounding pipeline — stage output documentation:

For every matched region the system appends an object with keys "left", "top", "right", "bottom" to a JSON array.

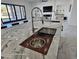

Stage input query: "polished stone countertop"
[{"left": 1, "top": 21, "right": 62, "bottom": 59}]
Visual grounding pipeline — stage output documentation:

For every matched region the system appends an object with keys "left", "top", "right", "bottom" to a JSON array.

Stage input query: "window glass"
[
  {"left": 7, "top": 5, "right": 16, "bottom": 21},
  {"left": 15, "top": 6, "right": 21, "bottom": 19},
  {"left": 21, "top": 6, "right": 25, "bottom": 19},
  {"left": 1, "top": 5, "right": 10, "bottom": 22}
]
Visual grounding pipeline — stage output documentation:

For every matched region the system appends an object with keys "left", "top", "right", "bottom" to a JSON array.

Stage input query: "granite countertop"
[
  {"left": 20, "top": 27, "right": 57, "bottom": 55},
  {"left": 1, "top": 21, "right": 61, "bottom": 59}
]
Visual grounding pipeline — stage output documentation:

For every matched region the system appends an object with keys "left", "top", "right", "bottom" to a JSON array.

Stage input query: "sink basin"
[
  {"left": 30, "top": 38, "right": 46, "bottom": 48},
  {"left": 38, "top": 27, "right": 56, "bottom": 35}
]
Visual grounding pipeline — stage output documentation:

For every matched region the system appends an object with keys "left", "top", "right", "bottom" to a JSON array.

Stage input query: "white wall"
[
  {"left": 30, "top": 0, "right": 70, "bottom": 19},
  {"left": 68, "top": 0, "right": 77, "bottom": 26},
  {"left": 30, "top": 0, "right": 77, "bottom": 26},
  {"left": 30, "top": 0, "right": 58, "bottom": 20},
  {"left": 1, "top": 0, "right": 32, "bottom": 21},
  {"left": 31, "top": 1, "right": 54, "bottom": 11},
  {"left": 56, "top": 1, "right": 70, "bottom": 16}
]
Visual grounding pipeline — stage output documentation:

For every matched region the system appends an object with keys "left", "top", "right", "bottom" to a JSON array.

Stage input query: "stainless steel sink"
[
  {"left": 30, "top": 38, "right": 46, "bottom": 48},
  {"left": 38, "top": 27, "right": 57, "bottom": 35}
]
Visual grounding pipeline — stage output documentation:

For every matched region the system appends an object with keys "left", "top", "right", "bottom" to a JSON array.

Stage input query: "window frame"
[{"left": 1, "top": 3, "right": 26, "bottom": 24}]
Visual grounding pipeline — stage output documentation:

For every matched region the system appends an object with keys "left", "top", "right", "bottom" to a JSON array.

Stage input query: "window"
[
  {"left": 1, "top": 5, "right": 10, "bottom": 22},
  {"left": 7, "top": 5, "right": 16, "bottom": 21},
  {"left": 15, "top": 6, "right": 21, "bottom": 19},
  {"left": 21, "top": 6, "right": 26, "bottom": 19},
  {"left": 1, "top": 3, "right": 26, "bottom": 24}
]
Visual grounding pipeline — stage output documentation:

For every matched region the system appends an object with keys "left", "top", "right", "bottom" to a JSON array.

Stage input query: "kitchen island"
[{"left": 1, "top": 22, "right": 61, "bottom": 59}]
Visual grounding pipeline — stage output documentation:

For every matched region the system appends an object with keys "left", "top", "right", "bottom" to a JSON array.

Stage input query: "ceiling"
[
  {"left": 27, "top": 0, "right": 42, "bottom": 2},
  {"left": 27, "top": 0, "right": 71, "bottom": 2}
]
